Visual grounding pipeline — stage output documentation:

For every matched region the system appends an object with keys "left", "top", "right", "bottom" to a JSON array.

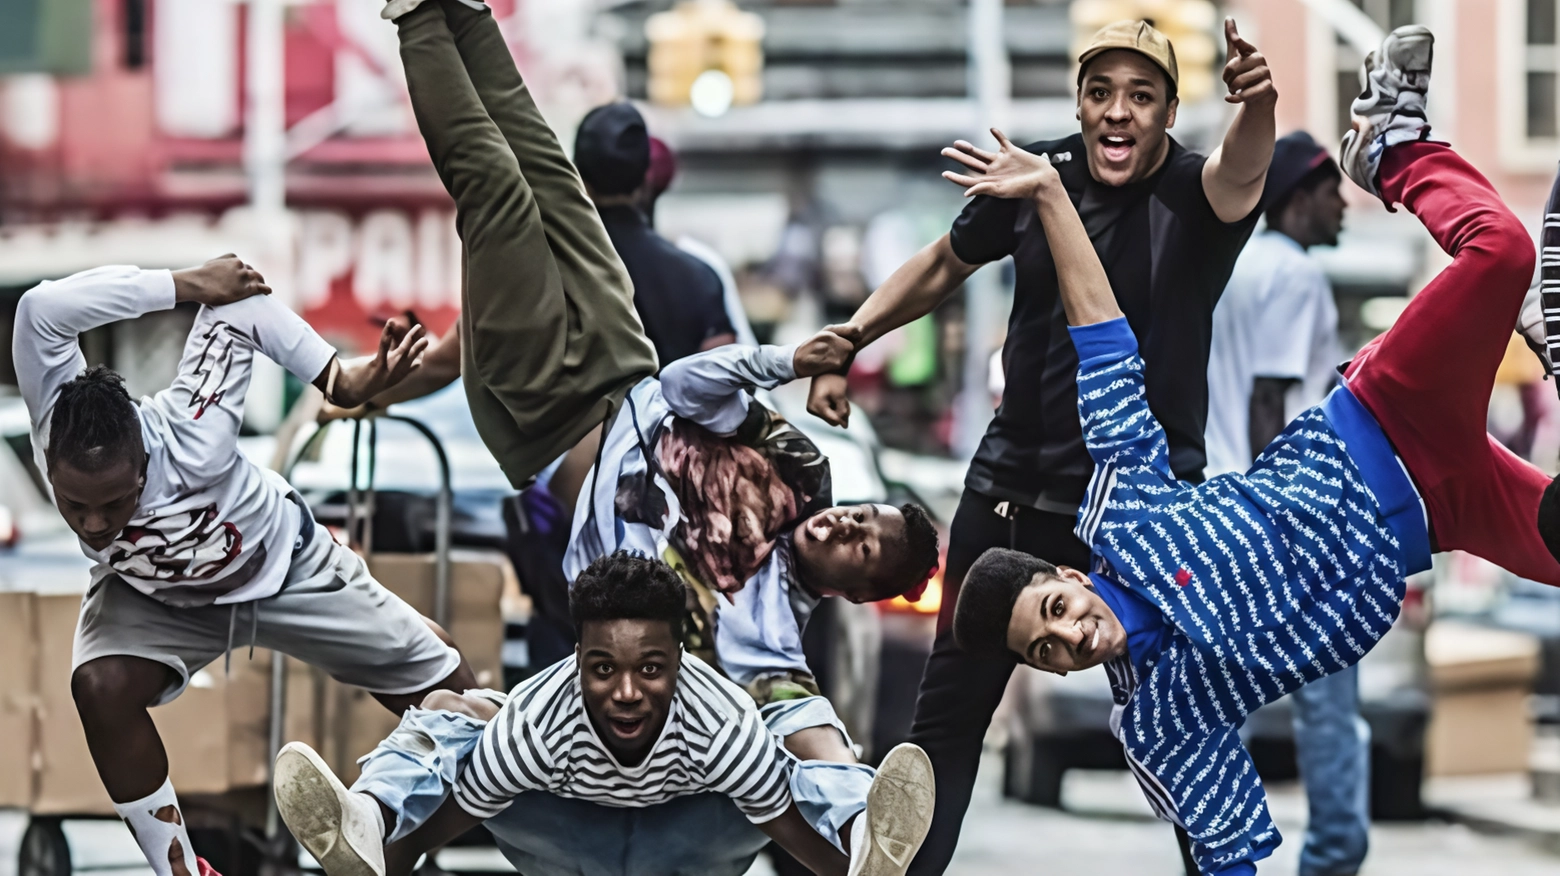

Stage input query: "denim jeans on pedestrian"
[
  {"left": 1292, "top": 664, "right": 1370, "bottom": 876},
  {"left": 350, "top": 695, "right": 872, "bottom": 875}
]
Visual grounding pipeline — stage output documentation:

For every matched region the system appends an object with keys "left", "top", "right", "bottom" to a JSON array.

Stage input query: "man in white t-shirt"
[
  {"left": 1205, "top": 130, "right": 1345, "bottom": 478},
  {"left": 1204, "top": 131, "right": 1366, "bottom": 876},
  {"left": 275, "top": 552, "right": 935, "bottom": 876},
  {"left": 12, "top": 256, "right": 474, "bottom": 876}
]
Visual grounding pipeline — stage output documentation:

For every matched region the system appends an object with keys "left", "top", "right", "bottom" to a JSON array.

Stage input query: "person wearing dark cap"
[
  {"left": 804, "top": 17, "right": 1277, "bottom": 874},
  {"left": 575, "top": 102, "right": 737, "bottom": 365},
  {"left": 1205, "top": 132, "right": 1364, "bottom": 876}
]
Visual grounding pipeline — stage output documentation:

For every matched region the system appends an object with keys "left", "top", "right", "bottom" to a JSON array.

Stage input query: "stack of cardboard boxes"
[{"left": 0, "top": 548, "right": 514, "bottom": 820}]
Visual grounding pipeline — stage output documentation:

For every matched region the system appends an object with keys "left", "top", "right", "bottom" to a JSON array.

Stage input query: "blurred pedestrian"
[
  {"left": 575, "top": 102, "right": 737, "bottom": 364},
  {"left": 806, "top": 18, "right": 1278, "bottom": 873},
  {"left": 1205, "top": 131, "right": 1367, "bottom": 876}
]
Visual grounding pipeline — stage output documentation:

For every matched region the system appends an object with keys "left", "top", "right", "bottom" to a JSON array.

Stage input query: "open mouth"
[
  {"left": 1098, "top": 133, "right": 1136, "bottom": 163},
  {"left": 608, "top": 716, "right": 647, "bottom": 739},
  {"left": 806, "top": 515, "right": 833, "bottom": 543}
]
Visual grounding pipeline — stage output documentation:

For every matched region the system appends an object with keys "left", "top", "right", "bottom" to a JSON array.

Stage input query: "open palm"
[{"left": 941, "top": 128, "right": 1060, "bottom": 201}]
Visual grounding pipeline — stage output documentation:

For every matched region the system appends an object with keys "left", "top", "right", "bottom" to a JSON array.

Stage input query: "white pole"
[
  {"left": 244, "top": 0, "right": 289, "bottom": 434},
  {"left": 955, "top": 0, "right": 1011, "bottom": 459}
]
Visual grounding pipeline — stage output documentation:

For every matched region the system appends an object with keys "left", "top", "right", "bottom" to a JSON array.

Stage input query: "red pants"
[{"left": 1345, "top": 143, "right": 1560, "bottom": 586}]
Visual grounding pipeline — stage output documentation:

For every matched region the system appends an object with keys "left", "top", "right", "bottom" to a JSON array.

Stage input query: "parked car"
[{"left": 1003, "top": 582, "right": 1433, "bottom": 820}]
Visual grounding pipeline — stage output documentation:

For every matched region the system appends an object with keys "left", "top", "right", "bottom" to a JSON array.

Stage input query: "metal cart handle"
[{"left": 266, "top": 410, "right": 454, "bottom": 847}]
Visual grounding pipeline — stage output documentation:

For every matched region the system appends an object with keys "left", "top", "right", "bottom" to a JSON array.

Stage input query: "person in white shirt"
[
  {"left": 274, "top": 552, "right": 936, "bottom": 876},
  {"left": 1205, "top": 131, "right": 1345, "bottom": 477},
  {"left": 1204, "top": 131, "right": 1366, "bottom": 876},
  {"left": 12, "top": 255, "right": 475, "bottom": 876}
]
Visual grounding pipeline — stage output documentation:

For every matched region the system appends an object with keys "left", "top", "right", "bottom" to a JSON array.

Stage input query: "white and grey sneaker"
[
  {"left": 847, "top": 743, "right": 936, "bottom": 876},
  {"left": 274, "top": 742, "right": 388, "bottom": 876},
  {"left": 1339, "top": 25, "right": 1437, "bottom": 203},
  {"left": 381, "top": 0, "right": 485, "bottom": 21}
]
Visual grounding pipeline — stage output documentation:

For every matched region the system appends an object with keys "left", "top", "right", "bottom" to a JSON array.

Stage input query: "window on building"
[
  {"left": 122, "top": 0, "right": 147, "bottom": 69},
  {"left": 1529, "top": 0, "right": 1560, "bottom": 138}
]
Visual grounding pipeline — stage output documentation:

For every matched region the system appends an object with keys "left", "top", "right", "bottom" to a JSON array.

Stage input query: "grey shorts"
[{"left": 72, "top": 521, "right": 463, "bottom": 707}]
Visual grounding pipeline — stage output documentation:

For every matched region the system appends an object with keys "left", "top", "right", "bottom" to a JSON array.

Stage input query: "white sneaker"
[
  {"left": 1339, "top": 25, "right": 1437, "bottom": 203},
  {"left": 274, "top": 742, "right": 387, "bottom": 876},
  {"left": 847, "top": 743, "right": 936, "bottom": 876},
  {"left": 380, "top": 0, "right": 425, "bottom": 20}
]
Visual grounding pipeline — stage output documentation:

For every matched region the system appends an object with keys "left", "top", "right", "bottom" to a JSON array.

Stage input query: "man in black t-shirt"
[
  {"left": 806, "top": 18, "right": 1276, "bottom": 874},
  {"left": 575, "top": 101, "right": 737, "bottom": 365}
]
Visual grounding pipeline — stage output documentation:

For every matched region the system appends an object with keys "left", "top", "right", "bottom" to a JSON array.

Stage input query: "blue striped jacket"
[{"left": 1070, "top": 318, "right": 1429, "bottom": 875}]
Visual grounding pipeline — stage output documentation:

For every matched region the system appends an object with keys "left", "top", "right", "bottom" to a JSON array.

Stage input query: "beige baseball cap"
[{"left": 1077, "top": 20, "right": 1179, "bottom": 90}]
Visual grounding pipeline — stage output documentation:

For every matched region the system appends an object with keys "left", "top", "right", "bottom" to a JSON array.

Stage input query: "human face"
[
  {"left": 576, "top": 618, "right": 680, "bottom": 766},
  {"left": 49, "top": 455, "right": 145, "bottom": 552},
  {"left": 1005, "top": 568, "right": 1128, "bottom": 675},
  {"left": 1300, "top": 179, "right": 1347, "bottom": 248},
  {"left": 791, "top": 503, "right": 904, "bottom": 603},
  {"left": 1077, "top": 50, "right": 1178, "bottom": 187}
]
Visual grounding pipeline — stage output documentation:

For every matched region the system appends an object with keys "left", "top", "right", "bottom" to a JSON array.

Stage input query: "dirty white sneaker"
[
  {"left": 274, "top": 742, "right": 387, "bottom": 876},
  {"left": 847, "top": 743, "right": 935, "bottom": 876},
  {"left": 1339, "top": 25, "right": 1437, "bottom": 203}
]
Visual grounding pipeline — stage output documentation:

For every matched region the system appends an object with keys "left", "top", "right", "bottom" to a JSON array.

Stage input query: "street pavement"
[{"left": 2, "top": 754, "right": 1556, "bottom": 876}]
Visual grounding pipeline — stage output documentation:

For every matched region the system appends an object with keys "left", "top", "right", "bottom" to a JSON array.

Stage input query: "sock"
[
  {"left": 113, "top": 778, "right": 198, "bottom": 876},
  {"left": 360, "top": 791, "right": 388, "bottom": 841}
]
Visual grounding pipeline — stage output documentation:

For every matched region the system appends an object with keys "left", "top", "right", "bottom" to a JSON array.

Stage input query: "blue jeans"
[
  {"left": 351, "top": 695, "right": 872, "bottom": 875},
  {"left": 1292, "top": 665, "right": 1370, "bottom": 876}
]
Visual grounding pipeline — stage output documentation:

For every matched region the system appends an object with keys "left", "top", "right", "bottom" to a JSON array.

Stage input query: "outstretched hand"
[
  {"left": 941, "top": 129, "right": 1061, "bottom": 201},
  {"left": 325, "top": 320, "right": 429, "bottom": 409},
  {"left": 172, "top": 254, "right": 271, "bottom": 307},
  {"left": 1221, "top": 19, "right": 1275, "bottom": 107}
]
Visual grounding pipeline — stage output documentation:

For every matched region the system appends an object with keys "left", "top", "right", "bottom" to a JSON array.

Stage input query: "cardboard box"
[
  {"left": 19, "top": 548, "right": 510, "bottom": 813},
  {"left": 0, "top": 591, "right": 37, "bottom": 808},
  {"left": 1425, "top": 621, "right": 1540, "bottom": 776}
]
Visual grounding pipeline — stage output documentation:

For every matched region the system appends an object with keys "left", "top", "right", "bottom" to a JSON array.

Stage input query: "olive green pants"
[{"left": 396, "top": 0, "right": 657, "bottom": 488}]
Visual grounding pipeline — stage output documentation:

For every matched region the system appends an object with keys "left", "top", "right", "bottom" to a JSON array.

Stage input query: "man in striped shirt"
[
  {"left": 275, "top": 553, "right": 935, "bottom": 876},
  {"left": 944, "top": 25, "right": 1560, "bottom": 876}
]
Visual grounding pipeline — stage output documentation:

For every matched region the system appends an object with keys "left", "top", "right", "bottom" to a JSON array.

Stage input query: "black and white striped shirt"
[{"left": 453, "top": 652, "right": 793, "bottom": 824}]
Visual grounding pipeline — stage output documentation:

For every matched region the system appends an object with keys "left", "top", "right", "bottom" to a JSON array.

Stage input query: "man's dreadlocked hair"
[{"left": 47, "top": 365, "right": 142, "bottom": 472}]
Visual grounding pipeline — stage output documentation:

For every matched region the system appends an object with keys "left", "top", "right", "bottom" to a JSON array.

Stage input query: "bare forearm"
[
  {"left": 1031, "top": 185, "right": 1122, "bottom": 326},
  {"left": 845, "top": 234, "right": 977, "bottom": 345},
  {"left": 1203, "top": 102, "right": 1276, "bottom": 223},
  {"left": 758, "top": 805, "right": 848, "bottom": 876}
]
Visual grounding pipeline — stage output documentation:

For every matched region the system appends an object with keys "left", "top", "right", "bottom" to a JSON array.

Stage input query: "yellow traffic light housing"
[{"left": 646, "top": 0, "right": 765, "bottom": 111}]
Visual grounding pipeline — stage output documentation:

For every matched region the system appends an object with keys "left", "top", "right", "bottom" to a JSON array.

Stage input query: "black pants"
[{"left": 906, "top": 488, "right": 1197, "bottom": 875}]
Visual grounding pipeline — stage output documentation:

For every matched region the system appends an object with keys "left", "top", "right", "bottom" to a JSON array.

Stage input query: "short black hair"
[
  {"left": 47, "top": 365, "right": 142, "bottom": 473},
  {"left": 1077, "top": 55, "right": 1178, "bottom": 105},
  {"left": 952, "top": 548, "right": 1059, "bottom": 659},
  {"left": 569, "top": 551, "right": 688, "bottom": 641},
  {"left": 1264, "top": 158, "right": 1342, "bottom": 229},
  {"left": 1539, "top": 475, "right": 1560, "bottom": 564},
  {"left": 868, "top": 502, "right": 941, "bottom": 602}
]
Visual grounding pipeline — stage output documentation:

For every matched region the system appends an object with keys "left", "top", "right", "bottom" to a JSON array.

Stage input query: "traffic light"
[
  {"left": 1070, "top": 0, "right": 1219, "bottom": 103},
  {"left": 646, "top": 0, "right": 765, "bottom": 113},
  {"left": 0, "top": 0, "right": 93, "bottom": 75}
]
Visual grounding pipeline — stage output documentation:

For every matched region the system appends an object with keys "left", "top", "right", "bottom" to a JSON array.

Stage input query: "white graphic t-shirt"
[{"left": 14, "top": 266, "right": 337, "bottom": 606}]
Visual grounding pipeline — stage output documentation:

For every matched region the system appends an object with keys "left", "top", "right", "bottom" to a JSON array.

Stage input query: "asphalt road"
[{"left": 2, "top": 755, "right": 1556, "bottom": 876}]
